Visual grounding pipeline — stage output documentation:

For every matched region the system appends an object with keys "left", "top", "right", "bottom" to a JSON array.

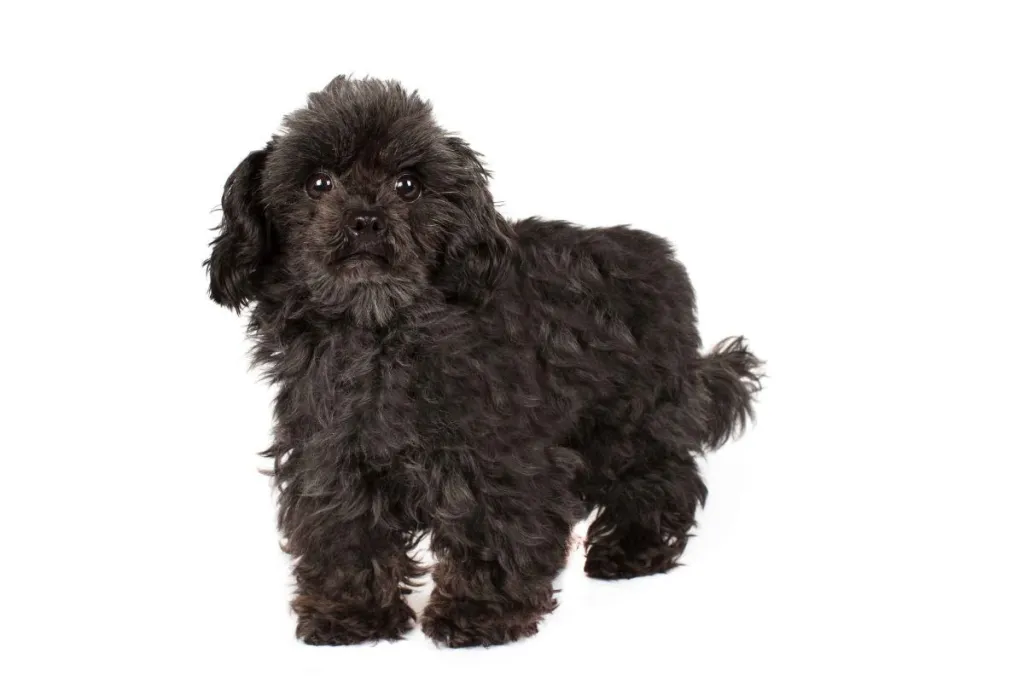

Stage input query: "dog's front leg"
[
  {"left": 420, "top": 453, "right": 578, "bottom": 647},
  {"left": 288, "top": 518, "right": 422, "bottom": 646}
]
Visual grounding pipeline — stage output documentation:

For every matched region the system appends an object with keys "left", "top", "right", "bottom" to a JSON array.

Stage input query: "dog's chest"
[{"left": 289, "top": 330, "right": 421, "bottom": 465}]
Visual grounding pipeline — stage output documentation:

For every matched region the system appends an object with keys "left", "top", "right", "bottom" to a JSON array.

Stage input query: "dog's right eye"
[{"left": 305, "top": 173, "right": 334, "bottom": 198}]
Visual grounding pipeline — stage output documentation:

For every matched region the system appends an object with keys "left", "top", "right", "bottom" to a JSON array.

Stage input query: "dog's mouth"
[
  {"left": 333, "top": 243, "right": 391, "bottom": 269},
  {"left": 339, "top": 252, "right": 389, "bottom": 266}
]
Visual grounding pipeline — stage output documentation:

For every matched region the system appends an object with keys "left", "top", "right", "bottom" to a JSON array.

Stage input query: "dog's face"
[{"left": 207, "top": 77, "right": 510, "bottom": 324}]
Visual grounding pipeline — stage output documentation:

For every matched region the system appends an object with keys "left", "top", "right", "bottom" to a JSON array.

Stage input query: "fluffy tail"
[{"left": 698, "top": 336, "right": 763, "bottom": 451}]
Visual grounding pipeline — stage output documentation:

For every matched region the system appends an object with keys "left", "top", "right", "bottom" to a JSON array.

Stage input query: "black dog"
[{"left": 206, "top": 76, "right": 762, "bottom": 648}]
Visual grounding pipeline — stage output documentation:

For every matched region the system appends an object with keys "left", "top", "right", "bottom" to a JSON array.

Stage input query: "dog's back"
[{"left": 512, "top": 217, "right": 701, "bottom": 380}]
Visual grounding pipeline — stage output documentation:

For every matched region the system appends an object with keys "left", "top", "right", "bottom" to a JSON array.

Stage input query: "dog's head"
[{"left": 206, "top": 76, "right": 511, "bottom": 324}]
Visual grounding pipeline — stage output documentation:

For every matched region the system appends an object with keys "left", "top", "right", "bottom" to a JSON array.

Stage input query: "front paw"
[
  {"left": 293, "top": 595, "right": 414, "bottom": 645},
  {"left": 421, "top": 594, "right": 554, "bottom": 648}
]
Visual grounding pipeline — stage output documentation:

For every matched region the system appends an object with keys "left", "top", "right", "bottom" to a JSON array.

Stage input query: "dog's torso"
[{"left": 254, "top": 219, "right": 706, "bottom": 537}]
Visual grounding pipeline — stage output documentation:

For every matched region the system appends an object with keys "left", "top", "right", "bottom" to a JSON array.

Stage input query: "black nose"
[{"left": 348, "top": 210, "right": 385, "bottom": 238}]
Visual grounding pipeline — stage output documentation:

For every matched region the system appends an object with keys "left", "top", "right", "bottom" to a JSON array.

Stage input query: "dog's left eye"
[{"left": 394, "top": 174, "right": 422, "bottom": 202}]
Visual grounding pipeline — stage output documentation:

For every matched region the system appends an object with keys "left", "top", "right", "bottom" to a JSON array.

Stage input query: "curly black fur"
[
  {"left": 699, "top": 336, "right": 762, "bottom": 450},
  {"left": 206, "top": 76, "right": 762, "bottom": 648}
]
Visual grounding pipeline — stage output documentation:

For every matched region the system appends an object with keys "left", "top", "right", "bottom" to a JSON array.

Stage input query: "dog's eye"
[
  {"left": 394, "top": 173, "right": 422, "bottom": 202},
  {"left": 305, "top": 173, "right": 334, "bottom": 198}
]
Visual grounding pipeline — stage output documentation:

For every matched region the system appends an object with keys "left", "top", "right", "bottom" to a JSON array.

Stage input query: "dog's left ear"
[
  {"left": 439, "top": 136, "right": 516, "bottom": 297},
  {"left": 205, "top": 144, "right": 275, "bottom": 311}
]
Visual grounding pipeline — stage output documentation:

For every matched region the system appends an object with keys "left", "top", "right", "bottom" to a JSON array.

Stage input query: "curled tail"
[{"left": 699, "top": 336, "right": 763, "bottom": 451}]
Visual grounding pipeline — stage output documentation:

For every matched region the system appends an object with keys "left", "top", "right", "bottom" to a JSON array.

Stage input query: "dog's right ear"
[{"left": 205, "top": 144, "right": 274, "bottom": 311}]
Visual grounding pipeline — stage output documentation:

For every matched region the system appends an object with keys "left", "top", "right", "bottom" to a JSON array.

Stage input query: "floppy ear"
[
  {"left": 205, "top": 144, "right": 274, "bottom": 311},
  {"left": 440, "top": 136, "right": 516, "bottom": 297}
]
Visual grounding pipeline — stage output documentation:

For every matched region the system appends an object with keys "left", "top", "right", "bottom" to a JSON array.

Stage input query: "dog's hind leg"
[
  {"left": 582, "top": 402, "right": 708, "bottom": 580},
  {"left": 582, "top": 337, "right": 761, "bottom": 579}
]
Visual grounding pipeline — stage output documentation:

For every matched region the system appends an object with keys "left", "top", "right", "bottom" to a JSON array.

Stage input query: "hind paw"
[{"left": 584, "top": 538, "right": 682, "bottom": 580}]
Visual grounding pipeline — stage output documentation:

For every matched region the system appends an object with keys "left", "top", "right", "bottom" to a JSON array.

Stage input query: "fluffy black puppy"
[{"left": 207, "top": 76, "right": 762, "bottom": 648}]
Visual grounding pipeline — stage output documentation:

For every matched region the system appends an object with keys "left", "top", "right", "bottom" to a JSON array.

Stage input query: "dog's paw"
[
  {"left": 293, "top": 595, "right": 414, "bottom": 646},
  {"left": 584, "top": 540, "right": 680, "bottom": 580},
  {"left": 421, "top": 595, "right": 552, "bottom": 648}
]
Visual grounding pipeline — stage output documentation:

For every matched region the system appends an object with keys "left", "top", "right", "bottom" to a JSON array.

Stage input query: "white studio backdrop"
[{"left": 1, "top": 2, "right": 1021, "bottom": 680}]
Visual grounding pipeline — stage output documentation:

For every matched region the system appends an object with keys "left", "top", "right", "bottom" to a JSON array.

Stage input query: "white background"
[{"left": 2, "top": 1, "right": 1022, "bottom": 680}]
